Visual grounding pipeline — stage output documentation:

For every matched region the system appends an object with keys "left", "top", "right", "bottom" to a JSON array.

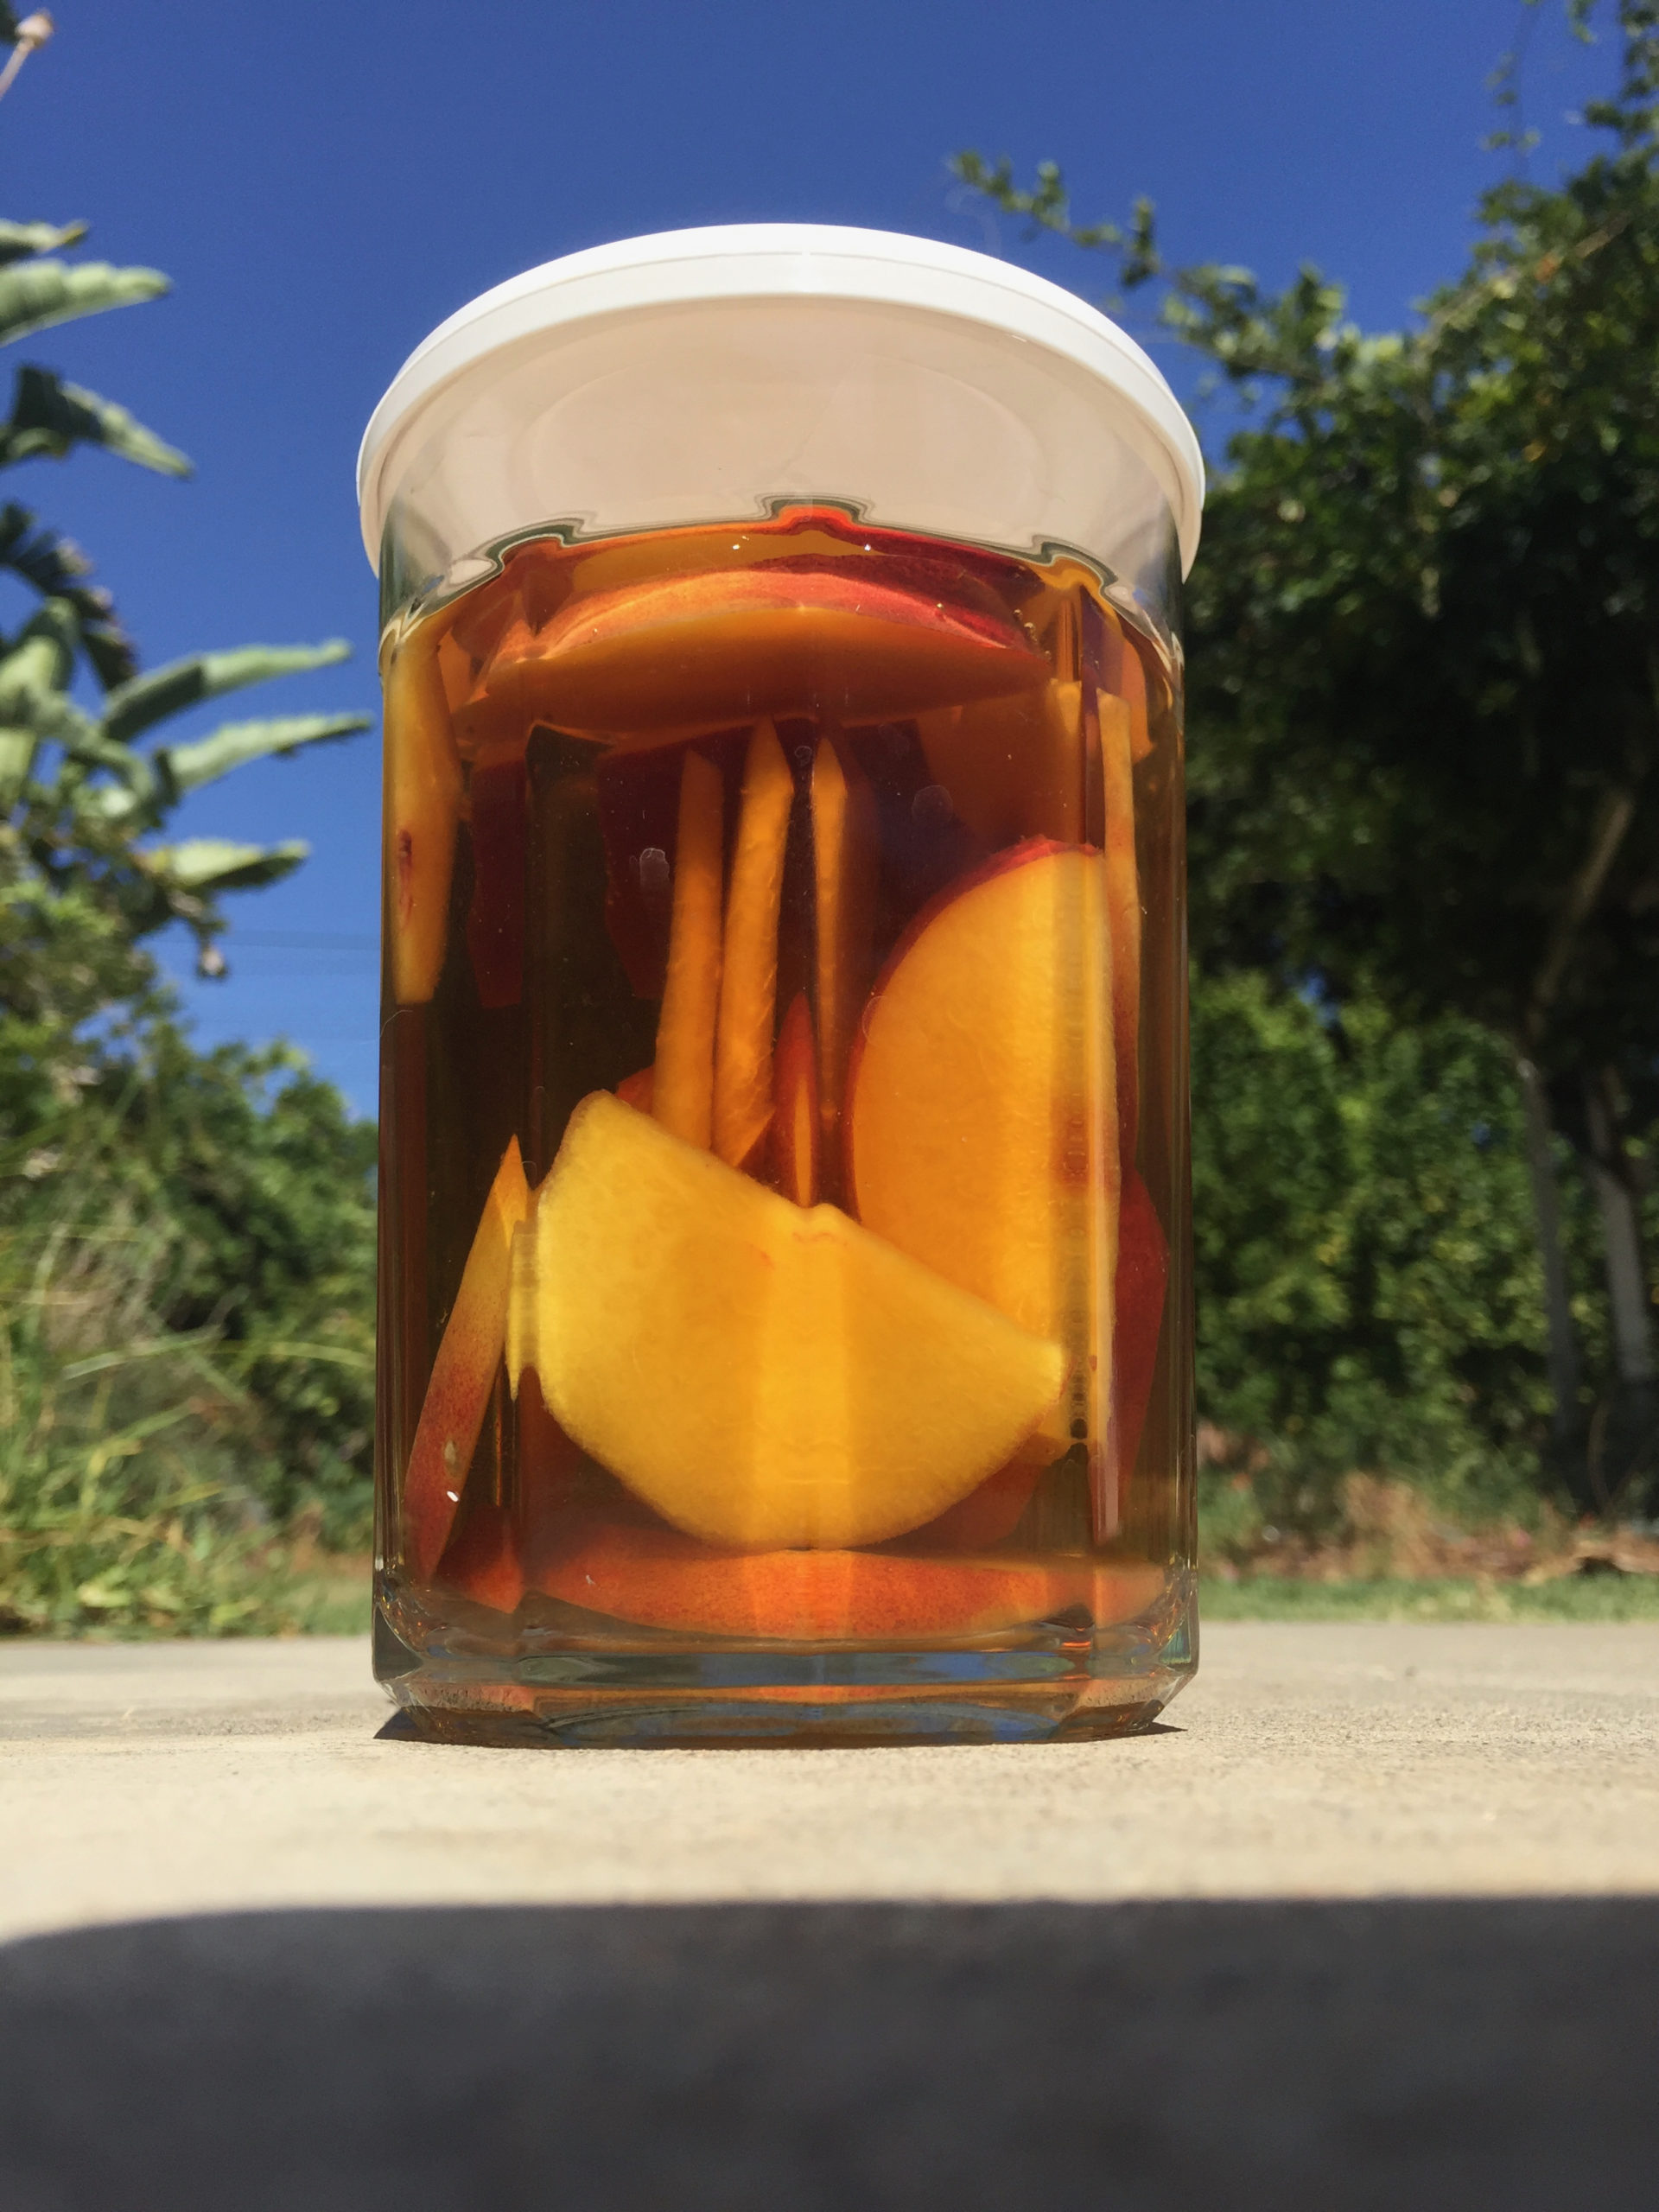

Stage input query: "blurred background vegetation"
[
  {"left": 0, "top": 4, "right": 372, "bottom": 1632},
  {"left": 5, "top": 2, "right": 1659, "bottom": 1634}
]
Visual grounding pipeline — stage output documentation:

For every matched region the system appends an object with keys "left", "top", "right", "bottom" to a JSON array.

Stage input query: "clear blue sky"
[{"left": 2, "top": 0, "right": 1618, "bottom": 1114}]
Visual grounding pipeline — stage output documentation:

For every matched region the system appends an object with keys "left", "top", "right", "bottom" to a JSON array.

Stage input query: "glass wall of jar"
[{"left": 359, "top": 227, "right": 1203, "bottom": 1743}]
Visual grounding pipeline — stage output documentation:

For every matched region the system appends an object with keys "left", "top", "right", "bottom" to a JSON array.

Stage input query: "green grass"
[{"left": 1199, "top": 1572, "right": 1659, "bottom": 1622}]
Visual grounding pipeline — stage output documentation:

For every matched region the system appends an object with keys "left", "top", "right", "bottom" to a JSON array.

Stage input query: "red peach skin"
[
  {"left": 479, "top": 563, "right": 1046, "bottom": 733},
  {"left": 402, "top": 1136, "right": 531, "bottom": 1581},
  {"left": 713, "top": 721, "right": 792, "bottom": 1170},
  {"left": 652, "top": 748, "right": 725, "bottom": 1147},
  {"left": 435, "top": 1490, "right": 524, "bottom": 1614},
  {"left": 384, "top": 626, "right": 463, "bottom": 1006}
]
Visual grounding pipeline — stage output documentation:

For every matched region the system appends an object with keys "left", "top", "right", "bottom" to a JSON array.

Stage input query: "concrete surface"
[
  {"left": 3, "top": 1626, "right": 1657, "bottom": 2210},
  {"left": 3, "top": 1624, "right": 1657, "bottom": 1936}
]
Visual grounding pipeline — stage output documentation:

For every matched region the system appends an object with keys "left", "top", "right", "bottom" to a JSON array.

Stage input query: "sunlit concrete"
[{"left": 3, "top": 1623, "right": 1656, "bottom": 1943}]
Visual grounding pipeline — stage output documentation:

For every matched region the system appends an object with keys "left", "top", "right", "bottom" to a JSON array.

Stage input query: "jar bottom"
[{"left": 372, "top": 1573, "right": 1196, "bottom": 1747}]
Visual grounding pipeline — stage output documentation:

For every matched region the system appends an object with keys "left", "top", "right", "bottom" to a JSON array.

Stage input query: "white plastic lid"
[{"left": 358, "top": 224, "right": 1205, "bottom": 582}]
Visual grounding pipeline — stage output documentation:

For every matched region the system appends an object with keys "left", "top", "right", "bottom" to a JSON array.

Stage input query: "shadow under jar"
[{"left": 358, "top": 225, "right": 1205, "bottom": 1745}]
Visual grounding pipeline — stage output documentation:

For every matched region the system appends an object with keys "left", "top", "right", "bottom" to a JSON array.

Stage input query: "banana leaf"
[
  {"left": 0, "top": 219, "right": 87, "bottom": 269},
  {"left": 2, "top": 366, "right": 190, "bottom": 476},
  {"left": 101, "top": 639, "right": 353, "bottom": 747},
  {"left": 0, "top": 503, "right": 137, "bottom": 686},
  {"left": 160, "top": 710, "right": 371, "bottom": 794},
  {"left": 143, "top": 838, "right": 310, "bottom": 896},
  {"left": 91, "top": 710, "right": 372, "bottom": 824},
  {"left": 0, "top": 260, "right": 169, "bottom": 350}
]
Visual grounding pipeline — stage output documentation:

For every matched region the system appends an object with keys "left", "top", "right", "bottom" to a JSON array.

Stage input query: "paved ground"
[
  {"left": 3, "top": 1624, "right": 1656, "bottom": 2209},
  {"left": 3, "top": 1623, "right": 1657, "bottom": 1935}
]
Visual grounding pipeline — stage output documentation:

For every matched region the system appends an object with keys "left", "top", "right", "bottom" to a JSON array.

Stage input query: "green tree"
[
  {"left": 1189, "top": 974, "right": 1599, "bottom": 1522},
  {"left": 957, "top": 0, "right": 1659, "bottom": 1503}
]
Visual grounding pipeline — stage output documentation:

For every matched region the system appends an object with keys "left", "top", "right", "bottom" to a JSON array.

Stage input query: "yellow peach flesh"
[
  {"left": 512, "top": 1093, "right": 1065, "bottom": 1551},
  {"left": 847, "top": 841, "right": 1121, "bottom": 1522},
  {"left": 712, "top": 720, "right": 792, "bottom": 1171},
  {"left": 384, "top": 627, "right": 463, "bottom": 1007}
]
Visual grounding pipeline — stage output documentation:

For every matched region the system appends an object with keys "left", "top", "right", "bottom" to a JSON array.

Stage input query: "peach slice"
[
  {"left": 1112, "top": 1169, "right": 1170, "bottom": 1494},
  {"left": 847, "top": 840, "right": 1120, "bottom": 1516},
  {"left": 1097, "top": 693, "right": 1141, "bottom": 1164},
  {"left": 436, "top": 1488, "right": 524, "bottom": 1615},
  {"left": 810, "top": 734, "right": 878, "bottom": 1168},
  {"left": 712, "top": 720, "right": 792, "bottom": 1170},
  {"left": 384, "top": 625, "right": 463, "bottom": 1006},
  {"left": 772, "top": 992, "right": 819, "bottom": 1205},
  {"left": 1094, "top": 604, "right": 1160, "bottom": 766},
  {"left": 652, "top": 747, "right": 726, "bottom": 1148},
  {"left": 509, "top": 1092, "right": 1065, "bottom": 1550},
  {"left": 531, "top": 1510, "right": 1162, "bottom": 1639},
  {"left": 402, "top": 1136, "right": 531, "bottom": 1580},
  {"left": 480, "top": 564, "right": 1047, "bottom": 734},
  {"left": 464, "top": 756, "right": 527, "bottom": 1009},
  {"left": 616, "top": 1065, "right": 655, "bottom": 1112},
  {"left": 550, "top": 504, "right": 1033, "bottom": 615},
  {"left": 917, "top": 689, "right": 1140, "bottom": 1163}
]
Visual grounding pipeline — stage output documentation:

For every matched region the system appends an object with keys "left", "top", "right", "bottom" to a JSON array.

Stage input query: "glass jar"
[{"left": 357, "top": 225, "right": 1204, "bottom": 1744}]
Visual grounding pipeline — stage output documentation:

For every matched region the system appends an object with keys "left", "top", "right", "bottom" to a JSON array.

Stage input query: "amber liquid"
[{"left": 376, "top": 505, "right": 1191, "bottom": 1733}]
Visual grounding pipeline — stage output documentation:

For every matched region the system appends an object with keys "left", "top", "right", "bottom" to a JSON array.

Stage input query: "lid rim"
[{"left": 357, "top": 223, "right": 1205, "bottom": 575}]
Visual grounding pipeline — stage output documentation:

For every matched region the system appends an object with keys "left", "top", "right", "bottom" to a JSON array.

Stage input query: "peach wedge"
[
  {"left": 809, "top": 734, "right": 878, "bottom": 1167},
  {"left": 847, "top": 840, "right": 1121, "bottom": 1506},
  {"left": 532, "top": 1510, "right": 1163, "bottom": 1640},
  {"left": 383, "top": 624, "right": 463, "bottom": 1006},
  {"left": 712, "top": 720, "right": 792, "bottom": 1171},
  {"left": 480, "top": 563, "right": 1047, "bottom": 733},
  {"left": 508, "top": 1092, "right": 1065, "bottom": 1550},
  {"left": 402, "top": 1136, "right": 531, "bottom": 1580}
]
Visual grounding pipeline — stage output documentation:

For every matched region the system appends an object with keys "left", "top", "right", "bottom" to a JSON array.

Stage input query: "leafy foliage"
[
  {"left": 0, "top": 86, "right": 378, "bottom": 1630},
  {"left": 1188, "top": 973, "right": 1605, "bottom": 1524},
  {"left": 959, "top": 1, "right": 1659, "bottom": 1112},
  {"left": 0, "top": 1029, "right": 375, "bottom": 1632}
]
